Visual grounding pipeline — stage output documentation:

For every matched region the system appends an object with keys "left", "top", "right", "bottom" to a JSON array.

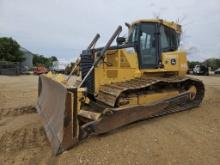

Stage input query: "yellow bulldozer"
[{"left": 36, "top": 19, "right": 205, "bottom": 154}]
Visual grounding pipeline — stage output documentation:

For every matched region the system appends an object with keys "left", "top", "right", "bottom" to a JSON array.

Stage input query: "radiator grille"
[{"left": 80, "top": 50, "right": 95, "bottom": 94}]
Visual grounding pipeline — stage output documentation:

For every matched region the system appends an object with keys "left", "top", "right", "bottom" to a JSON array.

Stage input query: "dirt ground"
[{"left": 0, "top": 75, "right": 219, "bottom": 165}]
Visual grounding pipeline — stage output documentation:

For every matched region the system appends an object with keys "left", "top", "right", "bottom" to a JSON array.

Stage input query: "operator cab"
[{"left": 127, "top": 20, "right": 181, "bottom": 69}]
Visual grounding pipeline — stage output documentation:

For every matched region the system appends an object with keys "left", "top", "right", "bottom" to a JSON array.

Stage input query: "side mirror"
[
  {"left": 125, "top": 22, "right": 131, "bottom": 28},
  {"left": 116, "top": 37, "right": 126, "bottom": 45}
]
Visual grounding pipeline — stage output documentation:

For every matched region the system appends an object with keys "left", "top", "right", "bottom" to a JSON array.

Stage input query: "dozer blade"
[{"left": 36, "top": 75, "right": 79, "bottom": 154}]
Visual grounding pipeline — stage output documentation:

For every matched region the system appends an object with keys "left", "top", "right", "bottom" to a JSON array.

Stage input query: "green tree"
[
  {"left": 203, "top": 58, "right": 220, "bottom": 70},
  {"left": 0, "top": 37, "right": 25, "bottom": 62},
  {"left": 33, "top": 54, "right": 58, "bottom": 68},
  {"left": 49, "top": 56, "right": 58, "bottom": 62}
]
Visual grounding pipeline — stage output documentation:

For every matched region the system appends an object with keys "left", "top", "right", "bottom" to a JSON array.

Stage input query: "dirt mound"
[
  {"left": 0, "top": 126, "right": 48, "bottom": 153},
  {"left": 0, "top": 106, "right": 36, "bottom": 119}
]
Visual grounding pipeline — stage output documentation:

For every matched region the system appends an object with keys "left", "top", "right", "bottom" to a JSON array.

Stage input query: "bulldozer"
[{"left": 36, "top": 19, "right": 205, "bottom": 155}]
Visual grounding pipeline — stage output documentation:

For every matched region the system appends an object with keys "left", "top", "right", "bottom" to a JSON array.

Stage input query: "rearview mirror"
[{"left": 116, "top": 37, "right": 126, "bottom": 45}]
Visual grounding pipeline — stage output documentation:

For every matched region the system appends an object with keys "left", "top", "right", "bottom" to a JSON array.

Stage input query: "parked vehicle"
[
  {"left": 214, "top": 68, "right": 220, "bottom": 74},
  {"left": 193, "top": 65, "right": 209, "bottom": 75},
  {"left": 33, "top": 66, "right": 48, "bottom": 75},
  {"left": 51, "top": 60, "right": 68, "bottom": 73}
]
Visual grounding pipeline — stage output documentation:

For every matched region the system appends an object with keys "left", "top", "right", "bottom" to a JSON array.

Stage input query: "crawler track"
[
  {"left": 82, "top": 76, "right": 205, "bottom": 134},
  {"left": 96, "top": 76, "right": 204, "bottom": 108}
]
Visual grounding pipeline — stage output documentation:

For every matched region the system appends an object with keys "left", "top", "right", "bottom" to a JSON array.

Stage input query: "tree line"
[{"left": 0, "top": 37, "right": 57, "bottom": 68}]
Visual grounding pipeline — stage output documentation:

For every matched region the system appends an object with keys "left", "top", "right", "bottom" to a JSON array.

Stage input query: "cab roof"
[{"left": 131, "top": 19, "right": 182, "bottom": 33}]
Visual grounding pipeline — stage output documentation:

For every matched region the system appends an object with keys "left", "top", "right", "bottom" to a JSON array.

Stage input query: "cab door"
[{"left": 138, "top": 23, "right": 159, "bottom": 69}]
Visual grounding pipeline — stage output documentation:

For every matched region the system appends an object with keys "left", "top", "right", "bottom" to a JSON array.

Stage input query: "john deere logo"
[{"left": 171, "top": 58, "right": 176, "bottom": 65}]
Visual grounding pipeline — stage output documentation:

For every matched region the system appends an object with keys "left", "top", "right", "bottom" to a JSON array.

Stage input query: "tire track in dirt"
[
  {"left": 0, "top": 106, "right": 36, "bottom": 119},
  {"left": 0, "top": 106, "right": 52, "bottom": 165},
  {"left": 0, "top": 126, "right": 48, "bottom": 153},
  {"left": 0, "top": 105, "right": 49, "bottom": 154}
]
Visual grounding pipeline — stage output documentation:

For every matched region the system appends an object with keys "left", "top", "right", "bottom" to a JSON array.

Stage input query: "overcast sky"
[{"left": 0, "top": 0, "right": 220, "bottom": 62}]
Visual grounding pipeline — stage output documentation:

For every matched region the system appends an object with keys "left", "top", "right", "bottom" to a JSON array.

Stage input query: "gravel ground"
[{"left": 0, "top": 75, "right": 219, "bottom": 165}]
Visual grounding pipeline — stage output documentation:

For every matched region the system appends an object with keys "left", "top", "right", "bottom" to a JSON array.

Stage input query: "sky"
[{"left": 0, "top": 0, "right": 220, "bottom": 62}]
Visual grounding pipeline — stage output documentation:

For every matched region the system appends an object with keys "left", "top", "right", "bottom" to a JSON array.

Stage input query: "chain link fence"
[{"left": 0, "top": 61, "right": 21, "bottom": 75}]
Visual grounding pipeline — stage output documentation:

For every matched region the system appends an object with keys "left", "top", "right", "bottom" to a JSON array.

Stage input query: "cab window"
[{"left": 160, "top": 25, "right": 178, "bottom": 52}]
